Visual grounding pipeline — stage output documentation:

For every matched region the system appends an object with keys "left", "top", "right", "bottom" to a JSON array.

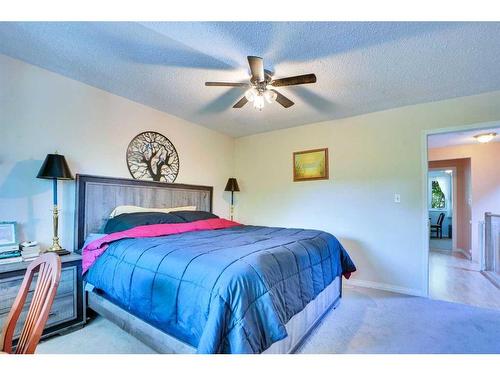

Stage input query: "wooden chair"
[
  {"left": 0, "top": 253, "right": 61, "bottom": 354},
  {"left": 430, "top": 212, "right": 446, "bottom": 239}
]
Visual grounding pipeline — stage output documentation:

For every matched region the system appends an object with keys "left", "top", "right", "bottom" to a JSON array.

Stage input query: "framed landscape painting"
[{"left": 293, "top": 148, "right": 329, "bottom": 182}]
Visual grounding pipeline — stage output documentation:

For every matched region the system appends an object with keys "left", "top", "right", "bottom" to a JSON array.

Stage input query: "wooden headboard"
[{"left": 74, "top": 174, "right": 213, "bottom": 250}]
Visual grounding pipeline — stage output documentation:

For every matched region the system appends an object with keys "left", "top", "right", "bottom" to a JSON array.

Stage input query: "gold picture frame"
[{"left": 293, "top": 148, "right": 329, "bottom": 182}]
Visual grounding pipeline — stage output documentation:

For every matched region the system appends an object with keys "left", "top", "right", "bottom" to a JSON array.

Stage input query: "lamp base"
[
  {"left": 44, "top": 248, "right": 71, "bottom": 256},
  {"left": 47, "top": 204, "right": 70, "bottom": 256},
  {"left": 46, "top": 235, "right": 70, "bottom": 256}
]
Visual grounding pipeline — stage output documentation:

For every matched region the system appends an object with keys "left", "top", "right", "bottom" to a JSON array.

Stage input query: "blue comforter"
[{"left": 84, "top": 225, "right": 355, "bottom": 353}]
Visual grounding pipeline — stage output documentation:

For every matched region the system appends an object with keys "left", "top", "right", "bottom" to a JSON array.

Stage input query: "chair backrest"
[
  {"left": 0, "top": 253, "right": 61, "bottom": 354},
  {"left": 437, "top": 212, "right": 445, "bottom": 226}
]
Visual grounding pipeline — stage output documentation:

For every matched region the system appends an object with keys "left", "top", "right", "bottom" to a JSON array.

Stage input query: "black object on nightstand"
[
  {"left": 37, "top": 153, "right": 73, "bottom": 256},
  {"left": 0, "top": 253, "right": 85, "bottom": 343}
]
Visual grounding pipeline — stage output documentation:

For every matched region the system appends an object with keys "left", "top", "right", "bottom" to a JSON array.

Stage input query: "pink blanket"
[{"left": 82, "top": 218, "right": 241, "bottom": 274}]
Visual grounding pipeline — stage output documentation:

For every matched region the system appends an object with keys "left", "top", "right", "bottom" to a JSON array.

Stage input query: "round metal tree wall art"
[{"left": 126, "top": 131, "right": 180, "bottom": 182}]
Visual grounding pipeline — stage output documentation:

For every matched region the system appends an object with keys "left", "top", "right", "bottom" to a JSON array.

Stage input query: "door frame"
[{"left": 420, "top": 120, "right": 499, "bottom": 297}]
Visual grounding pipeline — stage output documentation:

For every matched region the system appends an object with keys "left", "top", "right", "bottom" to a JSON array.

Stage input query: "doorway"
[{"left": 424, "top": 122, "right": 500, "bottom": 311}]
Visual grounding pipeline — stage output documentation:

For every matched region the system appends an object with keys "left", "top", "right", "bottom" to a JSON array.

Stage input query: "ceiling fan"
[{"left": 205, "top": 56, "right": 317, "bottom": 110}]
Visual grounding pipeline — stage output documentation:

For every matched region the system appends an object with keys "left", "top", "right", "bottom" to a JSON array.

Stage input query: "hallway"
[
  {"left": 429, "top": 250, "right": 500, "bottom": 311},
  {"left": 429, "top": 238, "right": 452, "bottom": 251}
]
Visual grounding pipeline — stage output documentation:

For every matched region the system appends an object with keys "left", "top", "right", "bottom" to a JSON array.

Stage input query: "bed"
[{"left": 76, "top": 174, "right": 355, "bottom": 354}]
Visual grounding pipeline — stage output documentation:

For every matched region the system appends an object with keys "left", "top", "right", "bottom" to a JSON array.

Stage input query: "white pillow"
[{"left": 109, "top": 205, "right": 197, "bottom": 218}]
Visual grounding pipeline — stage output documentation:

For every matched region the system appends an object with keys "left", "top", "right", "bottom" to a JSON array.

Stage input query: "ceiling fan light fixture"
[
  {"left": 253, "top": 95, "right": 265, "bottom": 111},
  {"left": 205, "top": 55, "right": 315, "bottom": 110},
  {"left": 245, "top": 88, "right": 258, "bottom": 102},
  {"left": 264, "top": 89, "right": 277, "bottom": 103}
]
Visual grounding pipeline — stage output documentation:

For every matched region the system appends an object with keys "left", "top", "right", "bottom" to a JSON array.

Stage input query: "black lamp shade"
[
  {"left": 37, "top": 154, "right": 73, "bottom": 180},
  {"left": 224, "top": 178, "right": 240, "bottom": 192}
]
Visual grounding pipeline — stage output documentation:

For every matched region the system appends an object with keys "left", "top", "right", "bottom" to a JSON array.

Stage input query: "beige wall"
[
  {"left": 235, "top": 91, "right": 500, "bottom": 296},
  {"left": 428, "top": 158, "right": 472, "bottom": 255},
  {"left": 0, "top": 54, "right": 234, "bottom": 250},
  {"left": 429, "top": 142, "right": 500, "bottom": 263}
]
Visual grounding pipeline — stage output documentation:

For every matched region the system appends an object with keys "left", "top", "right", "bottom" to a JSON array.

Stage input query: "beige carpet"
[{"left": 36, "top": 285, "right": 500, "bottom": 354}]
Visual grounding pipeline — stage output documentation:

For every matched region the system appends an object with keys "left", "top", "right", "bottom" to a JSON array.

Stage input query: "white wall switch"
[{"left": 394, "top": 193, "right": 401, "bottom": 203}]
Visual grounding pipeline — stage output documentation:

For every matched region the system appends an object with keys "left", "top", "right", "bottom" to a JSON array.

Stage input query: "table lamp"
[
  {"left": 37, "top": 153, "right": 73, "bottom": 255},
  {"left": 224, "top": 178, "right": 240, "bottom": 221}
]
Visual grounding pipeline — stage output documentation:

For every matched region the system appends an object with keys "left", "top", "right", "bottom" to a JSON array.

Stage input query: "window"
[{"left": 431, "top": 180, "right": 446, "bottom": 209}]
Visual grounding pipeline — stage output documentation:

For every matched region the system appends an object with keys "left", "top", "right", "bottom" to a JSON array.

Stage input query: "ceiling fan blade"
[
  {"left": 247, "top": 56, "right": 265, "bottom": 83},
  {"left": 271, "top": 74, "right": 317, "bottom": 87},
  {"left": 233, "top": 96, "right": 248, "bottom": 108},
  {"left": 205, "top": 82, "right": 249, "bottom": 87},
  {"left": 271, "top": 89, "right": 294, "bottom": 108}
]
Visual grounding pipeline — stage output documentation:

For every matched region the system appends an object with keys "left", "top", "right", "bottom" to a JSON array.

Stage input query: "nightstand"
[{"left": 0, "top": 253, "right": 85, "bottom": 342}]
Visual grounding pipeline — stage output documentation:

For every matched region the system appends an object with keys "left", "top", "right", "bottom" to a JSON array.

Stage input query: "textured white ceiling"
[
  {"left": 1, "top": 22, "right": 500, "bottom": 137},
  {"left": 428, "top": 126, "right": 500, "bottom": 148}
]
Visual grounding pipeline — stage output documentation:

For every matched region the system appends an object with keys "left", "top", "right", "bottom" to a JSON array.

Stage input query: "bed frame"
[
  {"left": 75, "top": 174, "right": 213, "bottom": 250},
  {"left": 76, "top": 174, "right": 341, "bottom": 354}
]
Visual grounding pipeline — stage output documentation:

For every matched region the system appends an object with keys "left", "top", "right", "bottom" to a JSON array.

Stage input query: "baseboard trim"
[
  {"left": 453, "top": 248, "right": 472, "bottom": 260},
  {"left": 481, "top": 271, "right": 500, "bottom": 290},
  {"left": 345, "top": 278, "right": 425, "bottom": 297}
]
